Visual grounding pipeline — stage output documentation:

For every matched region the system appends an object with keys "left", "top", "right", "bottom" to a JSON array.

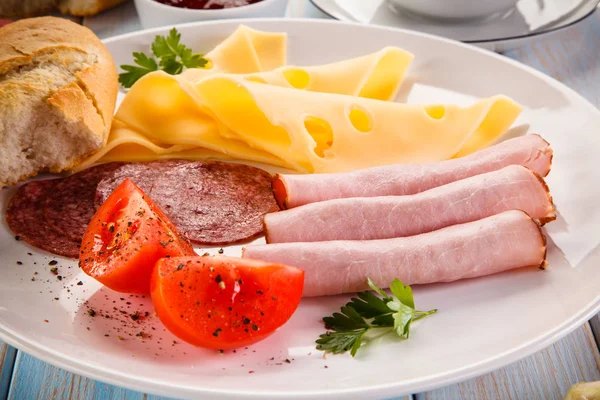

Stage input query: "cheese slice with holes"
[
  {"left": 189, "top": 75, "right": 522, "bottom": 172},
  {"left": 182, "top": 46, "right": 414, "bottom": 101},
  {"left": 87, "top": 72, "right": 521, "bottom": 173},
  {"left": 82, "top": 43, "right": 415, "bottom": 169}
]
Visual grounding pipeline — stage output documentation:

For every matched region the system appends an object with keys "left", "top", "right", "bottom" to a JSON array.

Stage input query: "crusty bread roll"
[
  {"left": 0, "top": 0, "right": 128, "bottom": 18},
  {"left": 0, "top": 0, "right": 55, "bottom": 18},
  {"left": 0, "top": 16, "right": 118, "bottom": 187},
  {"left": 57, "top": 0, "right": 129, "bottom": 17}
]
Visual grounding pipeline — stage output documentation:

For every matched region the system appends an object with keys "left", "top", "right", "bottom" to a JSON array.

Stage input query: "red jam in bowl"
[{"left": 154, "top": 0, "right": 263, "bottom": 9}]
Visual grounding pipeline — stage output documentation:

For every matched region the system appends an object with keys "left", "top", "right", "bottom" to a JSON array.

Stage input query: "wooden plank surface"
[
  {"left": 0, "top": 341, "right": 17, "bottom": 400},
  {"left": 416, "top": 324, "right": 600, "bottom": 400},
  {"left": 7, "top": 351, "right": 175, "bottom": 400}
]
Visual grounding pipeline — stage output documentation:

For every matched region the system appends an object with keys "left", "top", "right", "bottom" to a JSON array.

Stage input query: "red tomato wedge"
[
  {"left": 79, "top": 178, "right": 195, "bottom": 293},
  {"left": 151, "top": 256, "right": 304, "bottom": 349}
]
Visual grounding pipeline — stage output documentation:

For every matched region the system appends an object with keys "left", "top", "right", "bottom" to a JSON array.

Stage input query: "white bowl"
[
  {"left": 387, "top": 0, "right": 519, "bottom": 21},
  {"left": 134, "top": 0, "right": 289, "bottom": 29}
]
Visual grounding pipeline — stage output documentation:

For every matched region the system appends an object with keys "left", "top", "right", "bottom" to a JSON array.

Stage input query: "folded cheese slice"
[
  {"left": 198, "top": 25, "right": 287, "bottom": 75},
  {"left": 84, "top": 44, "right": 414, "bottom": 169},
  {"left": 191, "top": 75, "right": 522, "bottom": 173},
  {"left": 94, "top": 74, "right": 292, "bottom": 170},
  {"left": 86, "top": 73, "right": 521, "bottom": 173},
  {"left": 75, "top": 121, "right": 234, "bottom": 170},
  {"left": 183, "top": 46, "right": 414, "bottom": 102},
  {"left": 182, "top": 25, "right": 413, "bottom": 102}
]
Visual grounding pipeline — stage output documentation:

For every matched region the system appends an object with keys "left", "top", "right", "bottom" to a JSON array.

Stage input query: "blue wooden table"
[{"left": 1, "top": 2, "right": 600, "bottom": 399}]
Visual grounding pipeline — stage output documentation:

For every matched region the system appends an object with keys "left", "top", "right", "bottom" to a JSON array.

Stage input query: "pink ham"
[
  {"left": 243, "top": 210, "right": 547, "bottom": 297},
  {"left": 265, "top": 165, "right": 555, "bottom": 243},
  {"left": 273, "top": 134, "right": 552, "bottom": 209}
]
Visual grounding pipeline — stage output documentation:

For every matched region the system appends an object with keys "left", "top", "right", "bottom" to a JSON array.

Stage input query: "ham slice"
[
  {"left": 273, "top": 134, "right": 552, "bottom": 209},
  {"left": 265, "top": 165, "right": 555, "bottom": 243},
  {"left": 243, "top": 210, "right": 547, "bottom": 297}
]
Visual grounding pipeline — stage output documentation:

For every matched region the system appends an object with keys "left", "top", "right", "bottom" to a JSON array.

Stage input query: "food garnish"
[
  {"left": 118, "top": 28, "right": 208, "bottom": 88},
  {"left": 316, "top": 278, "right": 437, "bottom": 357}
]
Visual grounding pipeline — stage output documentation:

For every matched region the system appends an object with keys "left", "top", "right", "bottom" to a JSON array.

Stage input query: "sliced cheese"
[
  {"left": 182, "top": 47, "right": 413, "bottom": 101},
  {"left": 90, "top": 72, "right": 521, "bottom": 173},
  {"left": 110, "top": 73, "right": 292, "bottom": 169},
  {"left": 190, "top": 75, "right": 522, "bottom": 173},
  {"left": 182, "top": 24, "right": 287, "bottom": 80},
  {"left": 80, "top": 25, "right": 520, "bottom": 174},
  {"left": 244, "top": 47, "right": 413, "bottom": 101},
  {"left": 75, "top": 121, "right": 198, "bottom": 171}
]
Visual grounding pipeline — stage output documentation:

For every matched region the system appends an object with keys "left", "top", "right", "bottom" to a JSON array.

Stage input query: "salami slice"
[
  {"left": 6, "top": 180, "right": 80, "bottom": 258},
  {"left": 97, "top": 161, "right": 279, "bottom": 245},
  {"left": 94, "top": 160, "right": 186, "bottom": 208},
  {"left": 152, "top": 162, "right": 279, "bottom": 244},
  {"left": 44, "top": 163, "right": 124, "bottom": 241}
]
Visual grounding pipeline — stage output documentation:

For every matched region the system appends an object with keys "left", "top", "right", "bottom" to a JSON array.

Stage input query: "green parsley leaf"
[
  {"left": 316, "top": 329, "right": 368, "bottom": 357},
  {"left": 367, "top": 277, "right": 390, "bottom": 299},
  {"left": 323, "top": 306, "right": 369, "bottom": 332},
  {"left": 118, "top": 52, "right": 158, "bottom": 88},
  {"left": 389, "top": 278, "right": 415, "bottom": 309},
  {"left": 316, "top": 277, "right": 437, "bottom": 357},
  {"left": 118, "top": 28, "right": 208, "bottom": 88},
  {"left": 347, "top": 291, "right": 390, "bottom": 319},
  {"left": 393, "top": 302, "right": 415, "bottom": 339}
]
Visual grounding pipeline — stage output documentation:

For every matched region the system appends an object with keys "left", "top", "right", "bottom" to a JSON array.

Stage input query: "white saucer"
[{"left": 310, "top": 0, "right": 599, "bottom": 51}]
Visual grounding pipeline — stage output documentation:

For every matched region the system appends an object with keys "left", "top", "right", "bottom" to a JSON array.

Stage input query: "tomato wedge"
[
  {"left": 80, "top": 178, "right": 195, "bottom": 293},
  {"left": 151, "top": 256, "right": 304, "bottom": 349}
]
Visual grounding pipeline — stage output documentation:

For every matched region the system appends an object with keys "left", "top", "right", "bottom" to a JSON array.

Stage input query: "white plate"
[
  {"left": 310, "top": 0, "right": 600, "bottom": 51},
  {"left": 2, "top": 18, "right": 600, "bottom": 400}
]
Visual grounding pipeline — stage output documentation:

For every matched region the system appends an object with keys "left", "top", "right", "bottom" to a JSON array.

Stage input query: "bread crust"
[
  {"left": 57, "top": 0, "right": 129, "bottom": 16},
  {"left": 0, "top": 16, "right": 118, "bottom": 182}
]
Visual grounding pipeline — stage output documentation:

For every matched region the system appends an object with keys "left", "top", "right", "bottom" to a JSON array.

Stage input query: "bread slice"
[
  {"left": 0, "top": 16, "right": 118, "bottom": 187},
  {"left": 57, "top": 0, "right": 129, "bottom": 16},
  {"left": 0, "top": 0, "right": 56, "bottom": 18}
]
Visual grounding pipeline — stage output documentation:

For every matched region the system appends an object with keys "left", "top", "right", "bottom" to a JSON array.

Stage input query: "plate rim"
[
  {"left": 309, "top": 0, "right": 600, "bottom": 44},
  {"left": 2, "top": 17, "right": 600, "bottom": 400}
]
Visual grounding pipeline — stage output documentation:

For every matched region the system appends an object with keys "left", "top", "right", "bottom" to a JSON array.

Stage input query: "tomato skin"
[
  {"left": 151, "top": 256, "right": 304, "bottom": 349},
  {"left": 80, "top": 179, "right": 195, "bottom": 293}
]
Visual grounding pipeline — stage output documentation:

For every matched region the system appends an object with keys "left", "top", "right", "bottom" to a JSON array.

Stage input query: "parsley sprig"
[
  {"left": 118, "top": 28, "right": 208, "bottom": 88},
  {"left": 316, "top": 278, "right": 437, "bottom": 357}
]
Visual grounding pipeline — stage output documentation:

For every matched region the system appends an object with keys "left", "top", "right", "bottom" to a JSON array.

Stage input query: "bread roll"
[
  {"left": 0, "top": 16, "right": 118, "bottom": 187},
  {"left": 0, "top": 0, "right": 55, "bottom": 18},
  {"left": 0, "top": 0, "right": 128, "bottom": 18},
  {"left": 57, "top": 0, "right": 129, "bottom": 17}
]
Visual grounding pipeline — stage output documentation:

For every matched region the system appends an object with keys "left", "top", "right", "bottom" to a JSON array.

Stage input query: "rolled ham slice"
[
  {"left": 273, "top": 134, "right": 552, "bottom": 209},
  {"left": 265, "top": 165, "right": 555, "bottom": 243},
  {"left": 243, "top": 210, "right": 547, "bottom": 297}
]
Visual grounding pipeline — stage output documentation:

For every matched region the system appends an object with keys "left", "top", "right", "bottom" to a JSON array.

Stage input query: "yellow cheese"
[
  {"left": 86, "top": 43, "right": 414, "bottom": 168},
  {"left": 80, "top": 25, "right": 520, "bottom": 173},
  {"left": 107, "top": 73, "right": 292, "bottom": 169},
  {"left": 182, "top": 25, "right": 287, "bottom": 80},
  {"left": 91, "top": 72, "right": 521, "bottom": 173},
  {"left": 190, "top": 75, "right": 522, "bottom": 173},
  {"left": 246, "top": 46, "right": 412, "bottom": 101},
  {"left": 182, "top": 46, "right": 413, "bottom": 101}
]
